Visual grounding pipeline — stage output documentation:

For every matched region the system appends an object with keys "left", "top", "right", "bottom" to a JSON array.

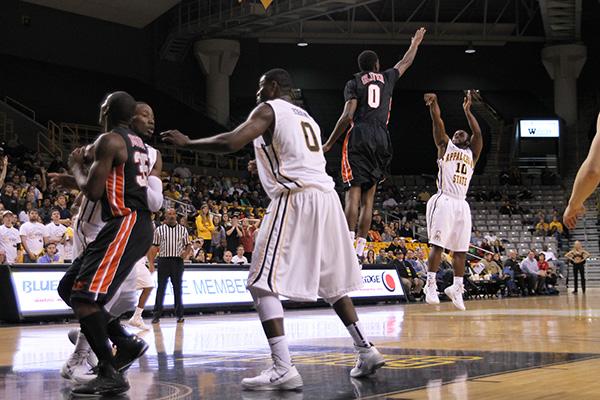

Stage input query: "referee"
[{"left": 151, "top": 208, "right": 191, "bottom": 324}]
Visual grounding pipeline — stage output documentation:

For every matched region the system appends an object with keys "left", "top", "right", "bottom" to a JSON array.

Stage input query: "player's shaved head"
[
  {"left": 358, "top": 50, "right": 379, "bottom": 72},
  {"left": 263, "top": 68, "right": 293, "bottom": 91},
  {"left": 99, "top": 91, "right": 136, "bottom": 129}
]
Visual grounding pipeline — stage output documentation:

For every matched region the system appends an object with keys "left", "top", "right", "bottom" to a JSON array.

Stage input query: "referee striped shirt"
[{"left": 153, "top": 223, "right": 190, "bottom": 258}]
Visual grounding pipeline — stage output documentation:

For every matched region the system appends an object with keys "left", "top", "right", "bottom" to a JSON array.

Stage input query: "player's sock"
[
  {"left": 74, "top": 331, "right": 91, "bottom": 353},
  {"left": 356, "top": 237, "right": 367, "bottom": 257},
  {"left": 79, "top": 312, "right": 113, "bottom": 364},
  {"left": 106, "top": 318, "right": 133, "bottom": 347},
  {"left": 427, "top": 272, "right": 437, "bottom": 283},
  {"left": 453, "top": 276, "right": 464, "bottom": 286},
  {"left": 346, "top": 321, "right": 371, "bottom": 348},
  {"left": 133, "top": 307, "right": 144, "bottom": 318},
  {"left": 267, "top": 336, "right": 292, "bottom": 367}
]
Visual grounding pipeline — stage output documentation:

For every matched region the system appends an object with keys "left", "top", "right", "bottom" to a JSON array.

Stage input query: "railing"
[
  {"left": 4, "top": 96, "right": 36, "bottom": 121},
  {"left": 163, "top": 196, "right": 197, "bottom": 216}
]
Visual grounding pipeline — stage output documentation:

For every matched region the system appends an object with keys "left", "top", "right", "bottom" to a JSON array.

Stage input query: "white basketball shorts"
[
  {"left": 426, "top": 192, "right": 472, "bottom": 253},
  {"left": 134, "top": 258, "right": 154, "bottom": 289},
  {"left": 247, "top": 189, "right": 363, "bottom": 302}
]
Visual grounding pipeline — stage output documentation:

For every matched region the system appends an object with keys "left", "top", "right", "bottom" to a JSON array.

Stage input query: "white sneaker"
[
  {"left": 71, "top": 360, "right": 97, "bottom": 384},
  {"left": 128, "top": 314, "right": 149, "bottom": 330},
  {"left": 67, "top": 329, "right": 98, "bottom": 368},
  {"left": 241, "top": 362, "right": 303, "bottom": 391},
  {"left": 424, "top": 281, "right": 440, "bottom": 304},
  {"left": 444, "top": 284, "right": 466, "bottom": 311},
  {"left": 350, "top": 345, "right": 385, "bottom": 378},
  {"left": 60, "top": 350, "right": 90, "bottom": 381}
]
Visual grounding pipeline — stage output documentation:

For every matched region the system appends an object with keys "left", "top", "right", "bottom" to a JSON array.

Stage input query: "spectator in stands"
[
  {"left": 223, "top": 250, "right": 233, "bottom": 264},
  {"left": 195, "top": 204, "right": 214, "bottom": 252},
  {"left": 417, "top": 190, "right": 431, "bottom": 203},
  {"left": 520, "top": 250, "right": 545, "bottom": 294},
  {"left": 503, "top": 250, "right": 526, "bottom": 295},
  {"left": 38, "top": 198, "right": 53, "bottom": 224},
  {"left": 194, "top": 249, "right": 206, "bottom": 263},
  {"left": 37, "top": 243, "right": 61, "bottom": 264},
  {"left": 18, "top": 201, "right": 34, "bottom": 223},
  {"left": 231, "top": 245, "right": 249, "bottom": 264},
  {"left": 399, "top": 222, "right": 413, "bottom": 238},
  {"left": 55, "top": 194, "right": 71, "bottom": 220},
  {"left": 44, "top": 209, "right": 67, "bottom": 259},
  {"left": 381, "top": 225, "right": 395, "bottom": 242},
  {"left": 413, "top": 248, "right": 428, "bottom": 279},
  {"left": 565, "top": 241, "right": 591, "bottom": 294},
  {"left": 365, "top": 250, "right": 376, "bottom": 264},
  {"left": 375, "top": 249, "right": 388, "bottom": 264},
  {"left": 470, "top": 230, "right": 484, "bottom": 247},
  {"left": 484, "top": 231, "right": 498, "bottom": 244},
  {"left": 537, "top": 253, "right": 557, "bottom": 292},
  {"left": 226, "top": 215, "right": 243, "bottom": 252},
  {"left": 164, "top": 183, "right": 181, "bottom": 200},
  {"left": 548, "top": 215, "right": 564, "bottom": 244},
  {"left": 210, "top": 215, "right": 226, "bottom": 262},
  {"left": 1, "top": 184, "right": 19, "bottom": 214},
  {"left": 540, "top": 244, "right": 566, "bottom": 278},
  {"left": 535, "top": 217, "right": 549, "bottom": 236},
  {"left": 387, "top": 237, "right": 407, "bottom": 255},
  {"left": 241, "top": 218, "right": 259, "bottom": 262},
  {"left": 405, "top": 249, "right": 419, "bottom": 271},
  {"left": 368, "top": 225, "right": 383, "bottom": 242},
  {"left": 190, "top": 239, "right": 204, "bottom": 262},
  {"left": 394, "top": 252, "right": 423, "bottom": 300},
  {"left": 19, "top": 209, "right": 45, "bottom": 262},
  {"left": 382, "top": 196, "right": 398, "bottom": 208},
  {"left": 0, "top": 211, "right": 21, "bottom": 264},
  {"left": 371, "top": 210, "right": 384, "bottom": 233}
]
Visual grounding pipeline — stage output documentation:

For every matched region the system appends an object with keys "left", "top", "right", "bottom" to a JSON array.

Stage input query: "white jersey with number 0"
[
  {"left": 436, "top": 140, "right": 474, "bottom": 200},
  {"left": 254, "top": 99, "right": 334, "bottom": 199}
]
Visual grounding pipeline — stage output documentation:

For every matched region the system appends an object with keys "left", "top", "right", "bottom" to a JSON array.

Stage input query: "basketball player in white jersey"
[
  {"left": 162, "top": 68, "right": 384, "bottom": 391},
  {"left": 51, "top": 102, "right": 163, "bottom": 383},
  {"left": 422, "top": 91, "right": 482, "bottom": 310}
]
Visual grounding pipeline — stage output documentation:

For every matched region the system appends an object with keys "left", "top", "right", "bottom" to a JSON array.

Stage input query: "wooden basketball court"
[{"left": 1, "top": 291, "right": 599, "bottom": 399}]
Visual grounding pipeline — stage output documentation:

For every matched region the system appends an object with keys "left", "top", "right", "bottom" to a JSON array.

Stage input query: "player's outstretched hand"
[
  {"left": 412, "top": 27, "right": 426, "bottom": 46},
  {"left": 68, "top": 146, "right": 86, "bottom": 169},
  {"left": 463, "top": 90, "right": 472, "bottom": 111},
  {"left": 248, "top": 159, "right": 258, "bottom": 175},
  {"left": 161, "top": 130, "right": 190, "bottom": 147},
  {"left": 424, "top": 93, "right": 437, "bottom": 106},
  {"left": 563, "top": 203, "right": 585, "bottom": 230}
]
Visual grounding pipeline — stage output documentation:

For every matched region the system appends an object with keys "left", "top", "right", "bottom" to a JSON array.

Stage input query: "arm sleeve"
[
  {"left": 146, "top": 175, "right": 164, "bottom": 212},
  {"left": 343, "top": 79, "right": 357, "bottom": 102}
]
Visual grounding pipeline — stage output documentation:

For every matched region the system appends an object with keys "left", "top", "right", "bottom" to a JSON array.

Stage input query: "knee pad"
[{"left": 249, "top": 287, "right": 284, "bottom": 322}]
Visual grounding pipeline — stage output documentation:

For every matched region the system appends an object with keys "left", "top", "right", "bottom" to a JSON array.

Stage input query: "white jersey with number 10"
[
  {"left": 254, "top": 99, "right": 334, "bottom": 199},
  {"left": 436, "top": 140, "right": 474, "bottom": 200}
]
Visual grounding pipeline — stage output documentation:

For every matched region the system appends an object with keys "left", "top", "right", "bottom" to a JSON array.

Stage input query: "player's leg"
[
  {"left": 326, "top": 295, "right": 384, "bottom": 378},
  {"left": 442, "top": 201, "right": 470, "bottom": 310},
  {"left": 71, "top": 212, "right": 153, "bottom": 396},
  {"left": 241, "top": 287, "right": 303, "bottom": 391},
  {"left": 172, "top": 259, "right": 185, "bottom": 322},
  {"left": 355, "top": 184, "right": 377, "bottom": 258},
  {"left": 128, "top": 259, "right": 155, "bottom": 330},
  {"left": 424, "top": 245, "right": 443, "bottom": 304},
  {"left": 443, "top": 251, "right": 467, "bottom": 311},
  {"left": 344, "top": 186, "right": 361, "bottom": 244},
  {"left": 152, "top": 260, "right": 170, "bottom": 323}
]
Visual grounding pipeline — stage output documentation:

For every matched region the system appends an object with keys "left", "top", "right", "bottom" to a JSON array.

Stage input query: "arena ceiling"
[
  {"left": 21, "top": 0, "right": 181, "bottom": 28},
  {"left": 158, "top": 0, "right": 582, "bottom": 61}
]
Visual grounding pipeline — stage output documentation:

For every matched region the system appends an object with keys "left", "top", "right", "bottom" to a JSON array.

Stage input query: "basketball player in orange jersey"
[
  {"left": 423, "top": 91, "right": 482, "bottom": 311},
  {"left": 323, "top": 28, "right": 426, "bottom": 260},
  {"left": 564, "top": 112, "right": 600, "bottom": 229}
]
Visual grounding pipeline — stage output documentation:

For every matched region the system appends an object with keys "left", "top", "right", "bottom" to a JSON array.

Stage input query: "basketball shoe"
[
  {"left": 444, "top": 283, "right": 466, "bottom": 310},
  {"left": 350, "top": 344, "right": 385, "bottom": 378},
  {"left": 424, "top": 280, "right": 440, "bottom": 304},
  {"left": 241, "top": 358, "right": 303, "bottom": 391}
]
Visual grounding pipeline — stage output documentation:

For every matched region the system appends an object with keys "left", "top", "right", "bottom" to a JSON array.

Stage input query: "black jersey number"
[
  {"left": 301, "top": 121, "right": 320, "bottom": 152},
  {"left": 367, "top": 84, "right": 381, "bottom": 108},
  {"left": 134, "top": 151, "right": 149, "bottom": 187},
  {"left": 455, "top": 162, "right": 468, "bottom": 175}
]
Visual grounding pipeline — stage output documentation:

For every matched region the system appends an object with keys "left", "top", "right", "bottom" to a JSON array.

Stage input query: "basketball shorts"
[
  {"left": 341, "top": 123, "right": 392, "bottom": 190},
  {"left": 247, "top": 189, "right": 363, "bottom": 302},
  {"left": 135, "top": 258, "right": 154, "bottom": 289},
  {"left": 426, "top": 193, "right": 472, "bottom": 252},
  {"left": 70, "top": 211, "right": 153, "bottom": 305}
]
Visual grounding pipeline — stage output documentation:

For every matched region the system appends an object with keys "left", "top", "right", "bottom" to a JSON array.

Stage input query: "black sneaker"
[
  {"left": 114, "top": 335, "right": 149, "bottom": 372},
  {"left": 177, "top": 317, "right": 185, "bottom": 323},
  {"left": 151, "top": 316, "right": 160, "bottom": 324},
  {"left": 71, "top": 361, "right": 129, "bottom": 396}
]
